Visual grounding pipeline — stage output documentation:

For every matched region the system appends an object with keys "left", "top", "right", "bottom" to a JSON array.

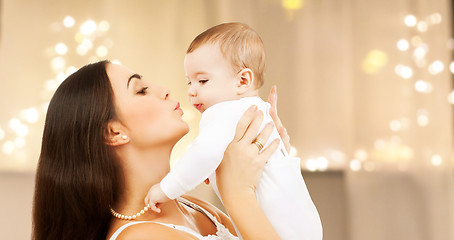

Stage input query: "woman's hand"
[
  {"left": 216, "top": 105, "right": 281, "bottom": 240},
  {"left": 267, "top": 85, "right": 291, "bottom": 153},
  {"left": 217, "top": 105, "right": 280, "bottom": 196}
]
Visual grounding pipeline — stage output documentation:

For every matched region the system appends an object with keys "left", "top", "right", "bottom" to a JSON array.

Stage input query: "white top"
[
  {"left": 161, "top": 97, "right": 323, "bottom": 240},
  {"left": 161, "top": 97, "right": 288, "bottom": 199},
  {"left": 109, "top": 198, "right": 238, "bottom": 240}
]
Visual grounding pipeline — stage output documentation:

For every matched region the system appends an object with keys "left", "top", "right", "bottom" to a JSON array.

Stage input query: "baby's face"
[{"left": 184, "top": 43, "right": 240, "bottom": 113}]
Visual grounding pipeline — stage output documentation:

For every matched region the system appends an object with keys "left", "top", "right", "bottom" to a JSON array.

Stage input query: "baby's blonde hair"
[{"left": 187, "top": 22, "right": 265, "bottom": 88}]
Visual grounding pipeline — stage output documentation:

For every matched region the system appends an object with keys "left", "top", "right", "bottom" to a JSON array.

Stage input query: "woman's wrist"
[
  {"left": 222, "top": 188, "right": 280, "bottom": 240},
  {"left": 221, "top": 186, "right": 256, "bottom": 206}
]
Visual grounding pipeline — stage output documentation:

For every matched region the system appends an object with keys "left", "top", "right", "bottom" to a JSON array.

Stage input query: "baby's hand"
[{"left": 144, "top": 184, "right": 170, "bottom": 213}]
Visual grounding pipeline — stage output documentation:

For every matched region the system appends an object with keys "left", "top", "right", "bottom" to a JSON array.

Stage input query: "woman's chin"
[{"left": 174, "top": 124, "right": 190, "bottom": 141}]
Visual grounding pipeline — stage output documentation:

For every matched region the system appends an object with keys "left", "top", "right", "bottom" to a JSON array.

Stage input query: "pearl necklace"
[{"left": 110, "top": 204, "right": 151, "bottom": 220}]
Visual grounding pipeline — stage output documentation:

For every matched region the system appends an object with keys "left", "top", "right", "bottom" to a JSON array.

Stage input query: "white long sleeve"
[
  {"left": 160, "top": 98, "right": 253, "bottom": 199},
  {"left": 160, "top": 97, "right": 322, "bottom": 239}
]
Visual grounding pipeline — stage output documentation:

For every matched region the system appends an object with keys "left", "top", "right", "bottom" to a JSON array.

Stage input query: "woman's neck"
[{"left": 113, "top": 143, "right": 174, "bottom": 220}]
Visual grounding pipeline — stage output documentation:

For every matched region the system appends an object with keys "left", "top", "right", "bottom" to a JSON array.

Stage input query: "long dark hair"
[{"left": 33, "top": 60, "right": 122, "bottom": 239}]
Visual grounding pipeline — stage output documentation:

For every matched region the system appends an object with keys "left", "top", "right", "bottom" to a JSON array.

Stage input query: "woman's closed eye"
[
  {"left": 137, "top": 87, "right": 149, "bottom": 95},
  {"left": 199, "top": 79, "right": 208, "bottom": 84}
]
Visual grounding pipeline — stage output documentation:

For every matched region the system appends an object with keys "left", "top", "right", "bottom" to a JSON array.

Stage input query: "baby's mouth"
[{"left": 193, "top": 104, "right": 203, "bottom": 111}]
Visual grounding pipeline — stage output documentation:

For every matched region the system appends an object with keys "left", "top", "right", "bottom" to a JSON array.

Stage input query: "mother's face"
[{"left": 107, "top": 63, "right": 189, "bottom": 148}]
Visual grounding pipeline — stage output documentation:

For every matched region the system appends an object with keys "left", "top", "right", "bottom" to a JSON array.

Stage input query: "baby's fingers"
[
  {"left": 144, "top": 194, "right": 150, "bottom": 206},
  {"left": 150, "top": 202, "right": 161, "bottom": 213}
]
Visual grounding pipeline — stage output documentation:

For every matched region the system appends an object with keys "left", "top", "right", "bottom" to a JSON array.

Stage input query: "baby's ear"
[{"left": 237, "top": 68, "right": 254, "bottom": 94}]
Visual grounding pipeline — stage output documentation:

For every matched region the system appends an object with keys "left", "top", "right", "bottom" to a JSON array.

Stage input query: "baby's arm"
[
  {"left": 144, "top": 133, "right": 232, "bottom": 211},
  {"left": 144, "top": 183, "right": 169, "bottom": 213},
  {"left": 145, "top": 103, "right": 244, "bottom": 212}
]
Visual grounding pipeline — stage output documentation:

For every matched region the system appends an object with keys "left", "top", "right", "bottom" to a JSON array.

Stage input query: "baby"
[{"left": 145, "top": 22, "right": 322, "bottom": 240}]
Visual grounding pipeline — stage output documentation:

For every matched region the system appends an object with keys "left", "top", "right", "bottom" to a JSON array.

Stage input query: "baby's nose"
[{"left": 188, "top": 86, "right": 196, "bottom": 97}]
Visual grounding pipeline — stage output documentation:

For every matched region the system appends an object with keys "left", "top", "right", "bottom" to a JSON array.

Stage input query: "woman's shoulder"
[
  {"left": 111, "top": 221, "right": 199, "bottom": 240},
  {"left": 182, "top": 195, "right": 235, "bottom": 231}
]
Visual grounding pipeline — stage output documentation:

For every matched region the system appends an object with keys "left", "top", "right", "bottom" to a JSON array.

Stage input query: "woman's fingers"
[
  {"left": 267, "top": 86, "right": 291, "bottom": 153},
  {"left": 241, "top": 110, "right": 264, "bottom": 144},
  {"left": 268, "top": 86, "right": 283, "bottom": 130},
  {"left": 278, "top": 126, "right": 290, "bottom": 153},
  {"left": 259, "top": 139, "right": 280, "bottom": 162},
  {"left": 253, "top": 122, "right": 274, "bottom": 151},
  {"left": 233, "top": 105, "right": 258, "bottom": 142}
]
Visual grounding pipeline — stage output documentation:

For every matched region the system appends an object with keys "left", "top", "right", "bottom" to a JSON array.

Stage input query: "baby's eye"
[
  {"left": 199, "top": 80, "right": 208, "bottom": 84},
  {"left": 187, "top": 81, "right": 191, "bottom": 86},
  {"left": 137, "top": 87, "right": 148, "bottom": 95}
]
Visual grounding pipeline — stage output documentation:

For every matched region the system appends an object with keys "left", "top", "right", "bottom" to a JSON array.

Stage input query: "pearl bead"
[{"left": 110, "top": 203, "right": 152, "bottom": 221}]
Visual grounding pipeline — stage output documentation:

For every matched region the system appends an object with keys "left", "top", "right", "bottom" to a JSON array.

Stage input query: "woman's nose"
[{"left": 162, "top": 87, "right": 170, "bottom": 100}]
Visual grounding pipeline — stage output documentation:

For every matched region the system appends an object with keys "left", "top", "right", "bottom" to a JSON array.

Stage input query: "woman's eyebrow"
[{"left": 127, "top": 74, "right": 142, "bottom": 88}]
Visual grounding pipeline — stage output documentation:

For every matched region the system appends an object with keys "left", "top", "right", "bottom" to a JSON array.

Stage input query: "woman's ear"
[
  {"left": 106, "top": 120, "right": 130, "bottom": 146},
  {"left": 236, "top": 68, "right": 254, "bottom": 94}
]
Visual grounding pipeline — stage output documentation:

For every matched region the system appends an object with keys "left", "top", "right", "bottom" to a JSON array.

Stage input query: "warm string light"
[
  {"left": 0, "top": 16, "right": 117, "bottom": 170},
  {"left": 299, "top": 12, "right": 450, "bottom": 172},
  {"left": 344, "top": 12, "right": 449, "bottom": 172},
  {"left": 383, "top": 12, "right": 447, "bottom": 169},
  {"left": 281, "top": 0, "right": 304, "bottom": 21}
]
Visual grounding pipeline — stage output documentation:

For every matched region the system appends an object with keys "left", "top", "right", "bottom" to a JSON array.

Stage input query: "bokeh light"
[
  {"left": 395, "top": 64, "right": 413, "bottom": 79},
  {"left": 63, "top": 16, "right": 75, "bottom": 28},
  {"left": 55, "top": 43, "right": 68, "bottom": 55},
  {"left": 431, "top": 155, "right": 442, "bottom": 166},
  {"left": 404, "top": 15, "right": 417, "bottom": 27},
  {"left": 44, "top": 79, "right": 58, "bottom": 92},
  {"left": 66, "top": 66, "right": 77, "bottom": 75},
  {"left": 282, "top": 0, "right": 303, "bottom": 10},
  {"left": 99, "top": 20, "right": 110, "bottom": 32},
  {"left": 362, "top": 50, "right": 388, "bottom": 74},
  {"left": 51, "top": 56, "right": 66, "bottom": 72},
  {"left": 289, "top": 146, "right": 298, "bottom": 157},
  {"left": 414, "top": 80, "right": 432, "bottom": 93},
  {"left": 397, "top": 39, "right": 409, "bottom": 51},
  {"left": 80, "top": 20, "right": 97, "bottom": 35},
  {"left": 417, "top": 21, "right": 428, "bottom": 32},
  {"left": 21, "top": 108, "right": 39, "bottom": 123},
  {"left": 448, "top": 90, "right": 454, "bottom": 104},
  {"left": 96, "top": 45, "right": 108, "bottom": 58},
  {"left": 430, "top": 13, "right": 442, "bottom": 24},
  {"left": 449, "top": 61, "right": 454, "bottom": 74},
  {"left": 354, "top": 149, "right": 368, "bottom": 161},
  {"left": 390, "top": 120, "right": 402, "bottom": 132},
  {"left": 417, "top": 109, "right": 429, "bottom": 127},
  {"left": 2, "top": 141, "right": 15, "bottom": 154},
  {"left": 428, "top": 60, "right": 444, "bottom": 75},
  {"left": 349, "top": 159, "right": 362, "bottom": 171},
  {"left": 411, "top": 36, "right": 423, "bottom": 47}
]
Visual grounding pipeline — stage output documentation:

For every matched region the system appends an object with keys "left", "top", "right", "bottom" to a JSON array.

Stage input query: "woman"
[{"left": 32, "top": 60, "right": 289, "bottom": 239}]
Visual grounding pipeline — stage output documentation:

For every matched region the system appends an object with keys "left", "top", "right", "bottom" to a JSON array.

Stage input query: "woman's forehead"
[{"left": 107, "top": 64, "right": 134, "bottom": 86}]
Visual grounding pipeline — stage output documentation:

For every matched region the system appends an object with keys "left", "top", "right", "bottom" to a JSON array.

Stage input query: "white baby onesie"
[{"left": 160, "top": 96, "right": 323, "bottom": 240}]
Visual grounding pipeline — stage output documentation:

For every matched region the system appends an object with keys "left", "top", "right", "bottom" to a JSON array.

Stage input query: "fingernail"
[{"left": 249, "top": 105, "right": 257, "bottom": 111}]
